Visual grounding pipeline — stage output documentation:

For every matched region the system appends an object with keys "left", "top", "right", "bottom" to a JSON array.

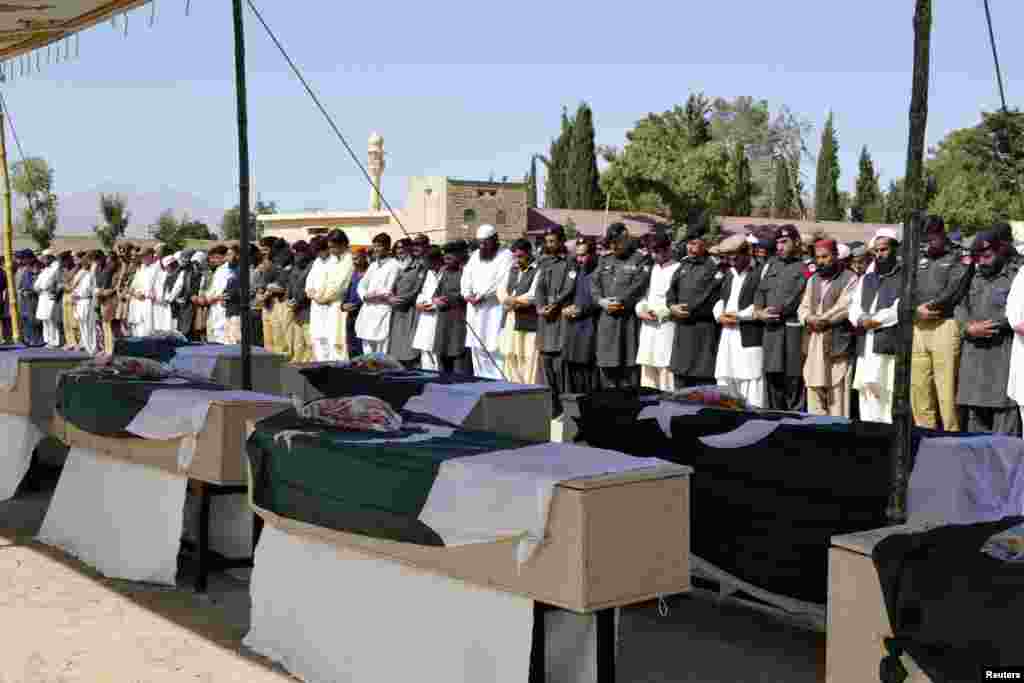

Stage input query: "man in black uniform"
[
  {"left": 561, "top": 238, "right": 601, "bottom": 394},
  {"left": 668, "top": 226, "right": 723, "bottom": 388},
  {"left": 534, "top": 226, "right": 574, "bottom": 416},
  {"left": 757, "top": 224, "right": 808, "bottom": 411},
  {"left": 592, "top": 223, "right": 651, "bottom": 389}
]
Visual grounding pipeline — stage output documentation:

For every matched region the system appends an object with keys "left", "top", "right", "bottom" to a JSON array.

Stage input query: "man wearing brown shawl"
[{"left": 798, "top": 239, "right": 858, "bottom": 416}]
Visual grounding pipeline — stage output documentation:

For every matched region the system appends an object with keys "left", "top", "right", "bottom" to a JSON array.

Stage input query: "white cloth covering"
[
  {"left": 403, "top": 380, "right": 546, "bottom": 425},
  {"left": 243, "top": 524, "right": 534, "bottom": 683},
  {"left": 123, "top": 389, "right": 291, "bottom": 469},
  {"left": 418, "top": 443, "right": 672, "bottom": 565},
  {"left": 635, "top": 260, "right": 680, "bottom": 368},
  {"left": 0, "top": 414, "right": 45, "bottom": 501},
  {"left": 37, "top": 447, "right": 187, "bottom": 585},
  {"left": 0, "top": 349, "right": 92, "bottom": 391},
  {"left": 355, "top": 257, "right": 401, "bottom": 342},
  {"left": 637, "top": 401, "right": 704, "bottom": 438},
  {"left": 168, "top": 343, "right": 281, "bottom": 380},
  {"left": 697, "top": 415, "right": 850, "bottom": 449},
  {"left": 908, "top": 435, "right": 1024, "bottom": 526}
]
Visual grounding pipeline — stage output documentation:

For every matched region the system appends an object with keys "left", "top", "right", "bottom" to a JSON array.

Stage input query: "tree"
[
  {"left": 544, "top": 108, "right": 574, "bottom": 209},
  {"left": 222, "top": 199, "right": 278, "bottom": 240},
  {"left": 684, "top": 93, "right": 713, "bottom": 147},
  {"left": 852, "top": 146, "right": 882, "bottom": 222},
  {"left": 564, "top": 217, "right": 577, "bottom": 240},
  {"left": 814, "top": 112, "right": 842, "bottom": 221},
  {"left": 566, "top": 102, "right": 605, "bottom": 210},
  {"left": 525, "top": 157, "right": 538, "bottom": 208},
  {"left": 11, "top": 157, "right": 58, "bottom": 250},
  {"left": 93, "top": 193, "right": 131, "bottom": 250},
  {"left": 151, "top": 210, "right": 217, "bottom": 252},
  {"left": 729, "top": 142, "right": 755, "bottom": 216},
  {"left": 925, "top": 108, "right": 1024, "bottom": 233},
  {"left": 150, "top": 209, "right": 181, "bottom": 247},
  {"left": 883, "top": 179, "right": 902, "bottom": 224},
  {"left": 773, "top": 157, "right": 794, "bottom": 218}
]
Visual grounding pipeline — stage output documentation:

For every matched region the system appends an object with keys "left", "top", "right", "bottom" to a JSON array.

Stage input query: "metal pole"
[
  {"left": 889, "top": 0, "right": 932, "bottom": 524},
  {"left": 0, "top": 102, "right": 19, "bottom": 341},
  {"left": 231, "top": 0, "right": 252, "bottom": 390},
  {"left": 983, "top": 0, "right": 1009, "bottom": 112}
]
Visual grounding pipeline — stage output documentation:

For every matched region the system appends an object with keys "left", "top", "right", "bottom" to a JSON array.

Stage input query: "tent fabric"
[
  {"left": 56, "top": 372, "right": 227, "bottom": 437},
  {"left": 246, "top": 409, "right": 533, "bottom": 546},
  {"left": 872, "top": 518, "right": 1024, "bottom": 683},
  {"left": 298, "top": 366, "right": 489, "bottom": 412}
]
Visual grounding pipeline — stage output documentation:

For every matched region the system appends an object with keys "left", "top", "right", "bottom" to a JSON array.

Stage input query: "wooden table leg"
[
  {"left": 528, "top": 602, "right": 547, "bottom": 683},
  {"left": 596, "top": 608, "right": 616, "bottom": 683}
]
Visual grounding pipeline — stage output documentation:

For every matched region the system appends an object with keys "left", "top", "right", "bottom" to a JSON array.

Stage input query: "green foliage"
[
  {"left": 93, "top": 193, "right": 130, "bottom": 250},
  {"left": 773, "top": 157, "right": 794, "bottom": 217},
  {"left": 544, "top": 108, "right": 574, "bottom": 208},
  {"left": 11, "top": 157, "right": 57, "bottom": 250},
  {"left": 151, "top": 210, "right": 216, "bottom": 252},
  {"left": 852, "top": 146, "right": 882, "bottom": 222},
  {"left": 728, "top": 142, "right": 755, "bottom": 216},
  {"left": 564, "top": 217, "right": 577, "bottom": 240},
  {"left": 684, "top": 93, "right": 713, "bottom": 147},
  {"left": 710, "top": 96, "right": 770, "bottom": 149},
  {"left": 221, "top": 199, "right": 278, "bottom": 240},
  {"left": 526, "top": 157, "right": 538, "bottom": 209},
  {"left": 566, "top": 102, "right": 605, "bottom": 210},
  {"left": 925, "top": 108, "right": 1024, "bottom": 232},
  {"left": 814, "top": 113, "right": 843, "bottom": 221}
]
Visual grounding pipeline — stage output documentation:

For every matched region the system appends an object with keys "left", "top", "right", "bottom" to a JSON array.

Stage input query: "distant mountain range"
[{"left": 14, "top": 182, "right": 228, "bottom": 238}]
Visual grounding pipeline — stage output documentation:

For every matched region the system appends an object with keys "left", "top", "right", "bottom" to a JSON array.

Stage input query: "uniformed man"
[
  {"left": 388, "top": 234, "right": 429, "bottom": 369},
  {"left": 499, "top": 238, "right": 541, "bottom": 384},
  {"left": 561, "top": 238, "right": 601, "bottom": 394},
  {"left": 911, "top": 216, "right": 972, "bottom": 431},
  {"left": 667, "top": 226, "right": 722, "bottom": 388},
  {"left": 592, "top": 223, "right": 651, "bottom": 389},
  {"left": 993, "top": 222, "right": 1024, "bottom": 275},
  {"left": 534, "top": 226, "right": 574, "bottom": 416},
  {"left": 955, "top": 230, "right": 1020, "bottom": 435},
  {"left": 756, "top": 224, "right": 808, "bottom": 411}
]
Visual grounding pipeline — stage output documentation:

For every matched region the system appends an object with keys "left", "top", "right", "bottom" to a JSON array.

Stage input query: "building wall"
[
  {"left": 401, "top": 176, "right": 449, "bottom": 243},
  {"left": 445, "top": 180, "right": 527, "bottom": 243}
]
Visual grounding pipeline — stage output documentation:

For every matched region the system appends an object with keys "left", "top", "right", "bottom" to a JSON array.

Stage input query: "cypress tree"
[
  {"left": 773, "top": 157, "right": 793, "bottom": 218},
  {"left": 814, "top": 112, "right": 842, "bottom": 221},
  {"left": 732, "top": 142, "right": 753, "bottom": 216},
  {"left": 544, "top": 108, "right": 574, "bottom": 209},
  {"left": 567, "top": 102, "right": 605, "bottom": 210},
  {"left": 685, "top": 93, "right": 712, "bottom": 147},
  {"left": 526, "top": 157, "right": 537, "bottom": 208},
  {"left": 852, "top": 145, "right": 880, "bottom": 222}
]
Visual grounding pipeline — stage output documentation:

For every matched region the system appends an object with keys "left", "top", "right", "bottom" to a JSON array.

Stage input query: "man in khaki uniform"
[{"left": 911, "top": 216, "right": 972, "bottom": 431}]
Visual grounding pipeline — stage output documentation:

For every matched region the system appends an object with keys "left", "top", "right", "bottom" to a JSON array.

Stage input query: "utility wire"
[
  {"left": 983, "top": 0, "right": 1008, "bottom": 112},
  {"left": 244, "top": 0, "right": 509, "bottom": 380},
  {"left": 0, "top": 91, "right": 51, "bottom": 222}
]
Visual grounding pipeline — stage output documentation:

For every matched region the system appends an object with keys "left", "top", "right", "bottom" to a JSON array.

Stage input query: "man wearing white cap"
[
  {"left": 461, "top": 224, "right": 513, "bottom": 378},
  {"left": 153, "top": 255, "right": 184, "bottom": 332},
  {"left": 72, "top": 251, "right": 98, "bottom": 354},
  {"left": 33, "top": 249, "right": 61, "bottom": 347}
]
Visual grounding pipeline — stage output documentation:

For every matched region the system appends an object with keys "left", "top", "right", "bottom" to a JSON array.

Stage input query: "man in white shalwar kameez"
[
  {"left": 355, "top": 233, "right": 401, "bottom": 355},
  {"left": 153, "top": 255, "right": 184, "bottom": 332},
  {"left": 461, "top": 224, "right": 514, "bottom": 379},
  {"left": 849, "top": 229, "right": 902, "bottom": 423},
  {"left": 412, "top": 246, "right": 444, "bottom": 370},
  {"left": 204, "top": 247, "right": 232, "bottom": 343},
  {"left": 326, "top": 230, "right": 355, "bottom": 362},
  {"left": 305, "top": 232, "right": 351, "bottom": 362},
  {"left": 73, "top": 252, "right": 98, "bottom": 354},
  {"left": 33, "top": 250, "right": 61, "bottom": 347},
  {"left": 712, "top": 235, "right": 765, "bottom": 408},
  {"left": 129, "top": 249, "right": 159, "bottom": 337},
  {"left": 635, "top": 232, "right": 680, "bottom": 391}
]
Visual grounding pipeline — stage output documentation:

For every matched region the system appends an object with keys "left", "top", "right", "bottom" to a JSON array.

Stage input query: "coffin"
[
  {"left": 280, "top": 364, "right": 553, "bottom": 442},
  {"left": 164, "top": 344, "right": 289, "bottom": 395},
  {"left": 52, "top": 397, "right": 289, "bottom": 485},
  {"left": 0, "top": 353, "right": 91, "bottom": 427},
  {"left": 827, "top": 526, "right": 935, "bottom": 683},
  {"left": 246, "top": 414, "right": 691, "bottom": 613}
]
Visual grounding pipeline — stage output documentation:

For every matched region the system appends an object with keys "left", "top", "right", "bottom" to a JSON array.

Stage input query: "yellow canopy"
[{"left": 0, "top": 0, "right": 147, "bottom": 61}]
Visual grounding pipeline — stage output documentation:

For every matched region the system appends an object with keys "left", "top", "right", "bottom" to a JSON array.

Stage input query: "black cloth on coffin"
[
  {"left": 297, "top": 366, "right": 490, "bottom": 412},
  {"left": 56, "top": 372, "right": 228, "bottom": 437},
  {"left": 873, "top": 517, "right": 1024, "bottom": 683},
  {"left": 113, "top": 336, "right": 198, "bottom": 364},
  {"left": 574, "top": 390, "right": 929, "bottom": 604}
]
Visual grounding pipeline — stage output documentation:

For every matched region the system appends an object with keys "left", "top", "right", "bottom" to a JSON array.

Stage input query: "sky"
[{"left": 3, "top": 0, "right": 1023, "bottom": 231}]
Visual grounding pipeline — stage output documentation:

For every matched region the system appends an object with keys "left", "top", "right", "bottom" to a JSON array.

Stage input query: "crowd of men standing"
[{"left": 0, "top": 215, "right": 1021, "bottom": 436}]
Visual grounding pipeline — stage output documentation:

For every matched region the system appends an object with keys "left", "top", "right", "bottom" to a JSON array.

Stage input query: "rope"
[{"left": 244, "top": 0, "right": 508, "bottom": 380}]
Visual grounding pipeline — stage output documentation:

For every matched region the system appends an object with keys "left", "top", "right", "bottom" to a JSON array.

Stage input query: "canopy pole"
[
  {"left": 231, "top": 0, "right": 252, "bottom": 390},
  {"left": 0, "top": 101, "right": 19, "bottom": 342},
  {"left": 889, "top": 0, "right": 932, "bottom": 525}
]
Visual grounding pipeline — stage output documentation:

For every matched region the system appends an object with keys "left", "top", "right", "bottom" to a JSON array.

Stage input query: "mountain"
[{"left": 14, "top": 183, "right": 228, "bottom": 238}]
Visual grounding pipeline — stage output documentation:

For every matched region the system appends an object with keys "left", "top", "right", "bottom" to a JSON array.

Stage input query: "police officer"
[
  {"left": 667, "top": 226, "right": 723, "bottom": 388},
  {"left": 534, "top": 226, "right": 574, "bottom": 416}
]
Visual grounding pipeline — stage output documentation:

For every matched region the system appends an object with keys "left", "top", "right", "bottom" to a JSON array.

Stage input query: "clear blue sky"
[{"left": 3, "top": 0, "right": 1022, "bottom": 217}]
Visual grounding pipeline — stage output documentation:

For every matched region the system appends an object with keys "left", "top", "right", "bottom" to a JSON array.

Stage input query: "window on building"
[
  {"left": 495, "top": 209, "right": 506, "bottom": 225},
  {"left": 463, "top": 209, "right": 477, "bottom": 223}
]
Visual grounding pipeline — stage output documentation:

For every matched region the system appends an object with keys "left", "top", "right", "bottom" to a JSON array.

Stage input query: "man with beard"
[
  {"left": 534, "top": 226, "right": 574, "bottom": 416},
  {"left": 187, "top": 252, "right": 210, "bottom": 341},
  {"left": 71, "top": 251, "right": 98, "bottom": 354},
  {"left": 712, "top": 235, "right": 765, "bottom": 406},
  {"left": 798, "top": 240, "right": 858, "bottom": 417},
  {"left": 911, "top": 216, "right": 972, "bottom": 431},
  {"left": 199, "top": 246, "right": 230, "bottom": 342},
  {"left": 592, "top": 223, "right": 651, "bottom": 389},
  {"left": 432, "top": 240, "right": 470, "bottom": 374},
  {"left": 461, "top": 224, "right": 514, "bottom": 378},
  {"left": 284, "top": 240, "right": 315, "bottom": 363},
  {"left": 95, "top": 250, "right": 119, "bottom": 353},
  {"left": 956, "top": 231, "right": 1020, "bottom": 435},
  {"left": 304, "top": 232, "right": 342, "bottom": 361},
  {"left": 635, "top": 231, "right": 680, "bottom": 391},
  {"left": 498, "top": 238, "right": 541, "bottom": 384},
  {"left": 411, "top": 245, "right": 445, "bottom": 370},
  {"left": 34, "top": 250, "right": 62, "bottom": 347},
  {"left": 356, "top": 233, "right": 401, "bottom": 356},
  {"left": 756, "top": 224, "right": 808, "bottom": 411},
  {"left": 324, "top": 230, "right": 354, "bottom": 361},
  {"left": 667, "top": 226, "right": 722, "bottom": 388},
  {"left": 342, "top": 249, "right": 368, "bottom": 359},
  {"left": 849, "top": 229, "right": 902, "bottom": 423},
  {"left": 848, "top": 242, "right": 870, "bottom": 277},
  {"left": 561, "top": 238, "right": 602, "bottom": 394},
  {"left": 388, "top": 234, "right": 429, "bottom": 368}
]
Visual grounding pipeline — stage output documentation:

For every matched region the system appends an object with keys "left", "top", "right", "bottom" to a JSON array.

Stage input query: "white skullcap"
[
  {"left": 191, "top": 251, "right": 207, "bottom": 265},
  {"left": 746, "top": 234, "right": 759, "bottom": 244},
  {"left": 161, "top": 255, "right": 176, "bottom": 267},
  {"left": 476, "top": 224, "right": 497, "bottom": 240},
  {"left": 837, "top": 243, "right": 851, "bottom": 260}
]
